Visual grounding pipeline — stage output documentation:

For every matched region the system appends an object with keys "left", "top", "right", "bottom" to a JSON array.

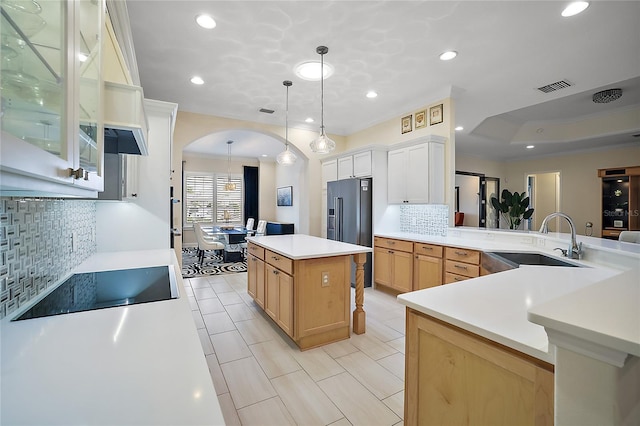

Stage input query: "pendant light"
[
  {"left": 309, "top": 45, "right": 336, "bottom": 154},
  {"left": 224, "top": 140, "right": 236, "bottom": 191},
  {"left": 276, "top": 80, "right": 297, "bottom": 165}
]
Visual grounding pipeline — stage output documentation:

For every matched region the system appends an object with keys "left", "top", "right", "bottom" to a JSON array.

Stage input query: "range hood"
[{"left": 104, "top": 81, "right": 149, "bottom": 155}]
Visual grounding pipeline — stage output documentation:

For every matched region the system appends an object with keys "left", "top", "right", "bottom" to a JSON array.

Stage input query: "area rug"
[{"left": 181, "top": 248, "right": 247, "bottom": 278}]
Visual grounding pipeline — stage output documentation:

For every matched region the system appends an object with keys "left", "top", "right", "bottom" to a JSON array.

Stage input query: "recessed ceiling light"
[
  {"left": 261, "top": 154, "right": 268, "bottom": 157},
  {"left": 561, "top": 2, "right": 589, "bottom": 17},
  {"left": 526, "top": 145, "right": 535, "bottom": 149},
  {"left": 190, "top": 76, "right": 204, "bottom": 85},
  {"left": 455, "top": 126, "right": 463, "bottom": 131},
  {"left": 305, "top": 117, "right": 314, "bottom": 123},
  {"left": 294, "top": 61, "right": 334, "bottom": 81},
  {"left": 366, "top": 91, "right": 378, "bottom": 99},
  {"left": 439, "top": 50, "right": 457, "bottom": 61},
  {"left": 195, "top": 14, "right": 216, "bottom": 29}
]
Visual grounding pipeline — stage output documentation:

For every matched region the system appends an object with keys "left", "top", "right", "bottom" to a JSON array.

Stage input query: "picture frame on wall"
[
  {"left": 277, "top": 186, "right": 293, "bottom": 206},
  {"left": 415, "top": 110, "right": 426, "bottom": 129},
  {"left": 401, "top": 114, "right": 412, "bottom": 134},
  {"left": 429, "top": 104, "right": 443, "bottom": 125}
]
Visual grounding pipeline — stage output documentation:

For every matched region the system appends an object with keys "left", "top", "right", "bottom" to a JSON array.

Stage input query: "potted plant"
[{"left": 490, "top": 189, "right": 534, "bottom": 230}]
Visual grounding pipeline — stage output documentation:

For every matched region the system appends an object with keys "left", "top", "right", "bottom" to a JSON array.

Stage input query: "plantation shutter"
[
  {"left": 216, "top": 176, "right": 243, "bottom": 222},
  {"left": 185, "top": 174, "right": 214, "bottom": 224}
]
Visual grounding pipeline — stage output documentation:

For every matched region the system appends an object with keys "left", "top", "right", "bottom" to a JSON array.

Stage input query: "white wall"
[
  {"left": 274, "top": 157, "right": 306, "bottom": 233},
  {"left": 96, "top": 100, "right": 177, "bottom": 251}
]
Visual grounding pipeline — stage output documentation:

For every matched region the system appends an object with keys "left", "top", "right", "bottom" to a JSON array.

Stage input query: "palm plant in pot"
[{"left": 490, "top": 189, "right": 534, "bottom": 230}]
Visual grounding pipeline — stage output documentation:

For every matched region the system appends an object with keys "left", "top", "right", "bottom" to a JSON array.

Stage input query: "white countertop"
[
  {"left": 391, "top": 229, "right": 639, "bottom": 364},
  {"left": 1, "top": 250, "right": 224, "bottom": 426},
  {"left": 247, "top": 234, "right": 372, "bottom": 259}
]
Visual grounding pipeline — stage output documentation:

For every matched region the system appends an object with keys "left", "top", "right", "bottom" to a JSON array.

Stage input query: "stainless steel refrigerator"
[{"left": 327, "top": 178, "right": 373, "bottom": 287}]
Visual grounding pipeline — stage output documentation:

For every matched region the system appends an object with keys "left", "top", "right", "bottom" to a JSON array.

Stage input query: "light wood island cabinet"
[
  {"left": 246, "top": 236, "right": 371, "bottom": 350},
  {"left": 405, "top": 308, "right": 554, "bottom": 425}
]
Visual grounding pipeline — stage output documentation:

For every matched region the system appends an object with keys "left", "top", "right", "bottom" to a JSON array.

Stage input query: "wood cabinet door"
[
  {"left": 277, "top": 272, "right": 294, "bottom": 337},
  {"left": 405, "top": 310, "right": 554, "bottom": 426},
  {"left": 247, "top": 255, "right": 257, "bottom": 298},
  {"left": 265, "top": 265, "right": 278, "bottom": 320},
  {"left": 374, "top": 247, "right": 392, "bottom": 286},
  {"left": 414, "top": 254, "right": 443, "bottom": 290},
  {"left": 392, "top": 250, "right": 413, "bottom": 292},
  {"left": 255, "top": 257, "right": 265, "bottom": 308}
]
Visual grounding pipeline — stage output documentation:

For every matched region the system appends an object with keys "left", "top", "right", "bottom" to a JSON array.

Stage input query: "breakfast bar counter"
[{"left": 246, "top": 234, "right": 372, "bottom": 349}]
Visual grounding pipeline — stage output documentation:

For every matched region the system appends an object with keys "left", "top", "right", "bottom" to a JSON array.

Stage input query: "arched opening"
[{"left": 180, "top": 129, "right": 309, "bottom": 250}]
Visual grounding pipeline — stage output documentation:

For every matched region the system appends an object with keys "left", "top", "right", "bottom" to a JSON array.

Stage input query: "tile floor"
[{"left": 183, "top": 272, "right": 406, "bottom": 426}]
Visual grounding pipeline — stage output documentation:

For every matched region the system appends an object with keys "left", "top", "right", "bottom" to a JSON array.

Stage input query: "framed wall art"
[
  {"left": 277, "top": 186, "right": 293, "bottom": 206},
  {"left": 415, "top": 110, "right": 426, "bottom": 129},
  {"left": 429, "top": 104, "right": 443, "bottom": 125},
  {"left": 401, "top": 114, "right": 412, "bottom": 134}
]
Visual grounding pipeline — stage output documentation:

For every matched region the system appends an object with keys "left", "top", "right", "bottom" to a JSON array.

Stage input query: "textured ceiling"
[{"left": 125, "top": 0, "right": 640, "bottom": 161}]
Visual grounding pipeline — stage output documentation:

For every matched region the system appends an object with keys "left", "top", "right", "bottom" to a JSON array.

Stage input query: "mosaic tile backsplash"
[
  {"left": 399, "top": 204, "right": 449, "bottom": 236},
  {"left": 0, "top": 199, "right": 97, "bottom": 319}
]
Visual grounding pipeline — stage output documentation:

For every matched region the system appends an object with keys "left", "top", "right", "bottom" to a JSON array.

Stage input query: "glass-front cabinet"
[{"left": 1, "top": 0, "right": 103, "bottom": 196}]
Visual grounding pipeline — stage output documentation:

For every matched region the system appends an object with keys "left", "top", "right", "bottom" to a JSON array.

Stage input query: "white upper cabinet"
[
  {"left": 388, "top": 139, "right": 445, "bottom": 204},
  {"left": 1, "top": 0, "right": 104, "bottom": 197},
  {"left": 337, "top": 151, "right": 372, "bottom": 180},
  {"left": 321, "top": 159, "right": 337, "bottom": 190}
]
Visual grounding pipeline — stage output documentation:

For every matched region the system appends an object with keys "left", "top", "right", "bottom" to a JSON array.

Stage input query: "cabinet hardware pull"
[
  {"left": 454, "top": 264, "right": 468, "bottom": 270},
  {"left": 388, "top": 250, "right": 394, "bottom": 254},
  {"left": 388, "top": 241, "right": 395, "bottom": 245},
  {"left": 272, "top": 256, "right": 279, "bottom": 261},
  {"left": 454, "top": 251, "right": 468, "bottom": 256},
  {"left": 423, "top": 246, "right": 432, "bottom": 250}
]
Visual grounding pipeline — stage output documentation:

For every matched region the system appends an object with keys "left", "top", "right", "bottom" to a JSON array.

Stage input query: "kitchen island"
[
  {"left": 388, "top": 228, "right": 640, "bottom": 425},
  {"left": 1, "top": 250, "right": 224, "bottom": 426},
  {"left": 246, "top": 234, "right": 372, "bottom": 350}
]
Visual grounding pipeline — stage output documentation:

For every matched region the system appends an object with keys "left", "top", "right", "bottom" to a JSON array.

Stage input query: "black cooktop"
[{"left": 14, "top": 265, "right": 178, "bottom": 321}]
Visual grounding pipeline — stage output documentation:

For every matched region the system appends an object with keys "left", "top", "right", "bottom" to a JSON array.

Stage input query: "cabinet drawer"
[
  {"left": 413, "top": 243, "right": 443, "bottom": 258},
  {"left": 374, "top": 237, "right": 413, "bottom": 252},
  {"left": 445, "top": 260, "right": 480, "bottom": 278},
  {"left": 265, "top": 250, "right": 293, "bottom": 275},
  {"left": 445, "top": 247, "right": 480, "bottom": 264},
  {"left": 444, "top": 272, "right": 472, "bottom": 284},
  {"left": 247, "top": 242, "right": 265, "bottom": 260}
]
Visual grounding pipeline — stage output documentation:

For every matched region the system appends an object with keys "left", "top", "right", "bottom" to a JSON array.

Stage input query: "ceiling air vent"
[
  {"left": 536, "top": 80, "right": 573, "bottom": 94},
  {"left": 259, "top": 108, "right": 275, "bottom": 114}
]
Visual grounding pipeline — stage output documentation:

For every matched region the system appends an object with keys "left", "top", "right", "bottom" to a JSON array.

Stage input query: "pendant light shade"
[
  {"left": 224, "top": 140, "right": 236, "bottom": 191},
  {"left": 309, "top": 46, "right": 336, "bottom": 154},
  {"left": 277, "top": 80, "right": 297, "bottom": 165}
]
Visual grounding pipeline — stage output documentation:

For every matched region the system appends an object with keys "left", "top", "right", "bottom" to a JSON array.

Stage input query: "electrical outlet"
[
  {"left": 321, "top": 272, "right": 330, "bottom": 287},
  {"left": 71, "top": 232, "right": 78, "bottom": 252}
]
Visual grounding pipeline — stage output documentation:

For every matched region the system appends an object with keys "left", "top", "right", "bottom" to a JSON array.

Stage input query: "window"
[{"left": 184, "top": 173, "right": 242, "bottom": 225}]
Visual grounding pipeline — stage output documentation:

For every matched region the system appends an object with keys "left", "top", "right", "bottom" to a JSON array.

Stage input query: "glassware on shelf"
[{"left": 0, "top": 0, "right": 46, "bottom": 38}]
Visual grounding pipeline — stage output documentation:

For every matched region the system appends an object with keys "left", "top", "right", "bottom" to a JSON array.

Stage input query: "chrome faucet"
[{"left": 538, "top": 212, "right": 583, "bottom": 259}]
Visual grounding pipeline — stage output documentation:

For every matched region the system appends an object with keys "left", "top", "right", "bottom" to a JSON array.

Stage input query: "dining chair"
[
  {"left": 255, "top": 220, "right": 267, "bottom": 236},
  {"left": 194, "top": 223, "right": 225, "bottom": 265},
  {"left": 246, "top": 218, "right": 255, "bottom": 232}
]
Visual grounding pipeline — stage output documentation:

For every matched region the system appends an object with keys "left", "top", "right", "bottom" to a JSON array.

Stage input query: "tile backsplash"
[
  {"left": 0, "top": 199, "right": 96, "bottom": 319},
  {"left": 399, "top": 204, "right": 449, "bottom": 236}
]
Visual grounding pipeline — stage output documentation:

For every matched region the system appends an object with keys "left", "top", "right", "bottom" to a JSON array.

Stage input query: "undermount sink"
[{"left": 486, "top": 251, "right": 581, "bottom": 268}]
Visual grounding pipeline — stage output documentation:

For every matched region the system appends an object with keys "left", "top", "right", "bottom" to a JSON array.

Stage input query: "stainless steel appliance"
[{"left": 327, "top": 178, "right": 373, "bottom": 287}]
